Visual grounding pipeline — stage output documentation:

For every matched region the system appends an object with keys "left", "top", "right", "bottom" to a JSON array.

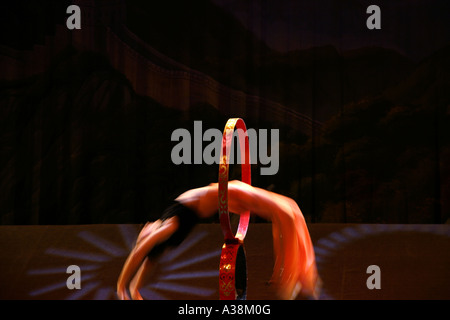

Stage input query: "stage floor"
[{"left": 1, "top": 223, "right": 449, "bottom": 300}]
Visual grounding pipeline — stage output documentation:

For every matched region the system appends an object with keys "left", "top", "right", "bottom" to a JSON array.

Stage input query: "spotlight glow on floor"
[{"left": 26, "top": 225, "right": 221, "bottom": 300}]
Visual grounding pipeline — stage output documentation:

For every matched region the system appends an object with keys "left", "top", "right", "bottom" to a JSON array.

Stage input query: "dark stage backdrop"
[{"left": 0, "top": 0, "right": 449, "bottom": 225}]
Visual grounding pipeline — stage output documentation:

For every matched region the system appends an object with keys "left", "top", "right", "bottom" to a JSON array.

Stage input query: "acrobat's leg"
[{"left": 129, "top": 257, "right": 153, "bottom": 300}]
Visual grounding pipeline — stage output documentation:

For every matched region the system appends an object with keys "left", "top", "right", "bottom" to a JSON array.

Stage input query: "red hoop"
[
  {"left": 219, "top": 242, "right": 247, "bottom": 300},
  {"left": 218, "top": 118, "right": 251, "bottom": 300},
  {"left": 218, "top": 118, "right": 251, "bottom": 242}
]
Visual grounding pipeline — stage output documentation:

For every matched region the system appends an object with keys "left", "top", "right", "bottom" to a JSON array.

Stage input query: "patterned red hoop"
[
  {"left": 218, "top": 118, "right": 251, "bottom": 242},
  {"left": 218, "top": 118, "right": 251, "bottom": 300}
]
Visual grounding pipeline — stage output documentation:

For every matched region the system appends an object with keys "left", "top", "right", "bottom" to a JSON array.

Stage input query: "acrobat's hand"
[
  {"left": 117, "top": 283, "right": 131, "bottom": 300},
  {"left": 268, "top": 193, "right": 321, "bottom": 300}
]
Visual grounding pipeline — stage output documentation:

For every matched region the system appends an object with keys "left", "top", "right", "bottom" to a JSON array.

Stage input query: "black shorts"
[{"left": 147, "top": 201, "right": 199, "bottom": 258}]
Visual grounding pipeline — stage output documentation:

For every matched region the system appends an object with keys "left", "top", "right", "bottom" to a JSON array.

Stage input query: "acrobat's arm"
[{"left": 116, "top": 217, "right": 179, "bottom": 300}]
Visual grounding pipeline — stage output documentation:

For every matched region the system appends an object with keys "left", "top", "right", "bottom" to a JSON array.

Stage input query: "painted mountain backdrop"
[{"left": 0, "top": 0, "right": 448, "bottom": 224}]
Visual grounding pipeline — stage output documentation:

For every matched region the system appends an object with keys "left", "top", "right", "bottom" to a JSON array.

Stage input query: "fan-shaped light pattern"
[
  {"left": 313, "top": 224, "right": 450, "bottom": 300},
  {"left": 27, "top": 225, "right": 221, "bottom": 300}
]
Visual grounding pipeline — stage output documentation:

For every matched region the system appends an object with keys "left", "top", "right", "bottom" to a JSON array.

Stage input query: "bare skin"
[{"left": 117, "top": 180, "right": 321, "bottom": 300}]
